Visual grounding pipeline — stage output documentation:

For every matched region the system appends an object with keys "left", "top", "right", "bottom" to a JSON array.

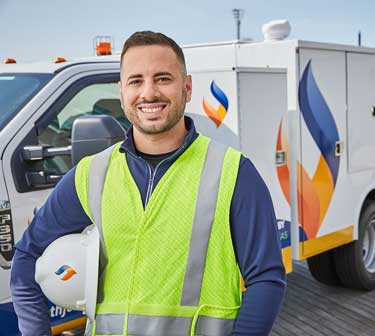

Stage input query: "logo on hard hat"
[
  {"left": 55, "top": 265, "right": 77, "bottom": 281},
  {"left": 203, "top": 81, "right": 229, "bottom": 128}
]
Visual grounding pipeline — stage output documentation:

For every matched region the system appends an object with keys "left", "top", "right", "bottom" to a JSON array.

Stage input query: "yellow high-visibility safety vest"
[{"left": 75, "top": 134, "right": 242, "bottom": 336}]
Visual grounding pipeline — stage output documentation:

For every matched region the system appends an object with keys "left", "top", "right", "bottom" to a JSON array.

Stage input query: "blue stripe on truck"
[{"left": 0, "top": 301, "right": 86, "bottom": 336}]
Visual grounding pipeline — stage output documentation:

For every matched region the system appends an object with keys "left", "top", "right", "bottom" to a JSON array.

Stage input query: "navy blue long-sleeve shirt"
[{"left": 11, "top": 117, "right": 286, "bottom": 335}]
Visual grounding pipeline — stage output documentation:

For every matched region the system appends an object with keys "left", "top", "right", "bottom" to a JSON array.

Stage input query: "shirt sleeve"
[
  {"left": 230, "top": 156, "right": 286, "bottom": 335},
  {"left": 10, "top": 167, "right": 92, "bottom": 336}
]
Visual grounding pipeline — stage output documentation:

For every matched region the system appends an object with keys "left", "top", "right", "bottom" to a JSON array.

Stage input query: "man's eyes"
[
  {"left": 127, "top": 77, "right": 172, "bottom": 86},
  {"left": 156, "top": 77, "right": 172, "bottom": 83},
  {"left": 128, "top": 79, "right": 142, "bottom": 86}
]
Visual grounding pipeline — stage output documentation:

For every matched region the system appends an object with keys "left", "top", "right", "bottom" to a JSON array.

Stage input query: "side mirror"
[{"left": 71, "top": 115, "right": 125, "bottom": 165}]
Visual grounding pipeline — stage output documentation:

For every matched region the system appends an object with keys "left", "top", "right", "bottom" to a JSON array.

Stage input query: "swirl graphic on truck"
[
  {"left": 55, "top": 265, "right": 77, "bottom": 281},
  {"left": 203, "top": 81, "right": 229, "bottom": 127},
  {"left": 276, "top": 60, "right": 340, "bottom": 240}
]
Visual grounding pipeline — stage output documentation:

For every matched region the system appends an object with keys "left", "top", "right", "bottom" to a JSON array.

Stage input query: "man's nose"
[{"left": 140, "top": 80, "right": 160, "bottom": 101}]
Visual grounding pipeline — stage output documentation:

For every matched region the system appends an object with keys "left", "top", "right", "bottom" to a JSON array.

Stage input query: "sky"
[{"left": 1, "top": 0, "right": 374, "bottom": 62}]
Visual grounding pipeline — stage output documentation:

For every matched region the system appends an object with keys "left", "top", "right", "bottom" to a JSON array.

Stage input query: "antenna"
[{"left": 232, "top": 8, "right": 244, "bottom": 40}]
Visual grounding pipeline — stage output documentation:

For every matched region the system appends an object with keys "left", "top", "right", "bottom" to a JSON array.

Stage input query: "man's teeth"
[{"left": 141, "top": 106, "right": 164, "bottom": 113}]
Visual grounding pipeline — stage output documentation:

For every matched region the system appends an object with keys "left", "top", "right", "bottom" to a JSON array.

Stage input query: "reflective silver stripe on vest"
[
  {"left": 128, "top": 315, "right": 191, "bottom": 336},
  {"left": 196, "top": 315, "right": 235, "bottom": 335},
  {"left": 96, "top": 313, "right": 125, "bottom": 335},
  {"left": 88, "top": 144, "right": 117, "bottom": 303},
  {"left": 96, "top": 313, "right": 234, "bottom": 336},
  {"left": 180, "top": 140, "right": 228, "bottom": 306}
]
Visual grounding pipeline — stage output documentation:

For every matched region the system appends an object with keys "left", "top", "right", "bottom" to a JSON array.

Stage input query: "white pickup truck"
[{"left": 0, "top": 56, "right": 130, "bottom": 335}]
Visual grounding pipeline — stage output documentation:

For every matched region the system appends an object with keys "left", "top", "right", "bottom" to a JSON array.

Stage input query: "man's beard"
[{"left": 125, "top": 91, "right": 187, "bottom": 135}]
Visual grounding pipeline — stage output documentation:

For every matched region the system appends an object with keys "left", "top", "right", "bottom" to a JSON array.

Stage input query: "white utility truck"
[
  {"left": 1, "top": 33, "right": 375, "bottom": 334},
  {"left": 185, "top": 37, "right": 375, "bottom": 290}
]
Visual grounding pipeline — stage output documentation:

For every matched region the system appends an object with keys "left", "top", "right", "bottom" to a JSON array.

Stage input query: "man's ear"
[{"left": 185, "top": 75, "right": 192, "bottom": 103}]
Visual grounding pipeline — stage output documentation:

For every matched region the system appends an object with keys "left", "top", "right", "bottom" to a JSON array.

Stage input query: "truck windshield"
[{"left": 0, "top": 73, "right": 52, "bottom": 131}]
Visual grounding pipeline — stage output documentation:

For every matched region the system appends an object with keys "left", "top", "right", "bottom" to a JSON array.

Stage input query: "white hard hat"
[{"left": 35, "top": 225, "right": 100, "bottom": 321}]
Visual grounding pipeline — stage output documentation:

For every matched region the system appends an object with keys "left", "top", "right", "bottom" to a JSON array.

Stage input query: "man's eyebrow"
[
  {"left": 154, "top": 72, "right": 173, "bottom": 77},
  {"left": 127, "top": 74, "right": 143, "bottom": 80},
  {"left": 126, "top": 72, "right": 173, "bottom": 80}
]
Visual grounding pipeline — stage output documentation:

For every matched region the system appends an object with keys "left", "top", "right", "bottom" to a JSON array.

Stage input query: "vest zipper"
[
  {"left": 144, "top": 145, "right": 185, "bottom": 207},
  {"left": 144, "top": 163, "right": 153, "bottom": 207},
  {"left": 125, "top": 144, "right": 186, "bottom": 208}
]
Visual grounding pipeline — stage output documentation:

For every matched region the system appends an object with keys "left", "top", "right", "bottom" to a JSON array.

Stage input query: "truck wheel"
[
  {"left": 307, "top": 250, "right": 341, "bottom": 286},
  {"left": 334, "top": 200, "right": 375, "bottom": 290}
]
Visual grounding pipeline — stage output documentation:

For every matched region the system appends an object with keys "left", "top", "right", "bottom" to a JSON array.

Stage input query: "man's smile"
[{"left": 137, "top": 102, "right": 168, "bottom": 114}]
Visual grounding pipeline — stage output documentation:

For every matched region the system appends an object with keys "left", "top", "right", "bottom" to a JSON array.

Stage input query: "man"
[{"left": 11, "top": 31, "right": 285, "bottom": 335}]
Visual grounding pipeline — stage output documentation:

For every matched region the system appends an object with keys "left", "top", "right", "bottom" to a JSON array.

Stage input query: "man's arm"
[
  {"left": 10, "top": 167, "right": 92, "bottom": 336},
  {"left": 230, "top": 156, "right": 286, "bottom": 335}
]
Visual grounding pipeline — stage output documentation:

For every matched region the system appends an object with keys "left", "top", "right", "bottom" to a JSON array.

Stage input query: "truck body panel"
[
  {"left": 185, "top": 67, "right": 291, "bottom": 271},
  {"left": 186, "top": 39, "right": 375, "bottom": 260}
]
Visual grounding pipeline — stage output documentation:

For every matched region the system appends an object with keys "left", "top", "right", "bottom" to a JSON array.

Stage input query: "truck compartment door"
[
  {"left": 298, "top": 49, "right": 353, "bottom": 259},
  {"left": 347, "top": 52, "right": 375, "bottom": 173}
]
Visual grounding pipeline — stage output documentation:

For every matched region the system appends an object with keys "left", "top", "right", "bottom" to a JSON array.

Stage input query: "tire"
[
  {"left": 307, "top": 249, "right": 341, "bottom": 286},
  {"left": 334, "top": 200, "right": 375, "bottom": 290}
]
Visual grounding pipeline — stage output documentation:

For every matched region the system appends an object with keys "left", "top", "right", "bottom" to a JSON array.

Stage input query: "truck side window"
[{"left": 38, "top": 82, "right": 130, "bottom": 174}]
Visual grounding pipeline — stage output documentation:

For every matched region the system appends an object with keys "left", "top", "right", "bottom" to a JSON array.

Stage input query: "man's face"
[{"left": 119, "top": 45, "right": 192, "bottom": 135}]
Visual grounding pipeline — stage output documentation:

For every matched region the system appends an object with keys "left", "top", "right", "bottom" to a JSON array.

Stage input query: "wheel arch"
[{"left": 354, "top": 186, "right": 375, "bottom": 240}]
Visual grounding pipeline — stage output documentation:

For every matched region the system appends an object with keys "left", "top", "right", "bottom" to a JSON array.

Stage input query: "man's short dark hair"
[{"left": 120, "top": 31, "right": 186, "bottom": 73}]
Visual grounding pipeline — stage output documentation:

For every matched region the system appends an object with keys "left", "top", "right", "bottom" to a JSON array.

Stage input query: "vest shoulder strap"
[{"left": 88, "top": 143, "right": 118, "bottom": 237}]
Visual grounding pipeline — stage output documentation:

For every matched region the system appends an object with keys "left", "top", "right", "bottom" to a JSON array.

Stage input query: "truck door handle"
[
  {"left": 26, "top": 171, "right": 64, "bottom": 187},
  {"left": 275, "top": 150, "right": 287, "bottom": 166},
  {"left": 22, "top": 145, "right": 71, "bottom": 161},
  {"left": 335, "top": 141, "right": 344, "bottom": 156}
]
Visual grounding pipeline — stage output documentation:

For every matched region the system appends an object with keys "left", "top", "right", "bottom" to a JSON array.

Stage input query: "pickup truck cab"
[{"left": 0, "top": 55, "right": 128, "bottom": 335}]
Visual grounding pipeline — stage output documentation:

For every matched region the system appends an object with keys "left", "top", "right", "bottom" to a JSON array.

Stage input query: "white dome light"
[{"left": 262, "top": 20, "right": 291, "bottom": 41}]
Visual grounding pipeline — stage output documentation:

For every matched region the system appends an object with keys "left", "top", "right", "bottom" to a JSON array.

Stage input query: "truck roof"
[
  {"left": 183, "top": 39, "right": 375, "bottom": 54},
  {"left": 2, "top": 39, "right": 374, "bottom": 75},
  {"left": 0, "top": 54, "right": 120, "bottom": 74}
]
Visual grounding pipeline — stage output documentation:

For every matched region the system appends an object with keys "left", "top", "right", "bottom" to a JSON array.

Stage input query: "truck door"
[
  {"left": 346, "top": 53, "right": 375, "bottom": 173},
  {"left": 298, "top": 49, "right": 352, "bottom": 258},
  {"left": 3, "top": 72, "right": 128, "bottom": 244},
  {"left": 185, "top": 68, "right": 291, "bottom": 272}
]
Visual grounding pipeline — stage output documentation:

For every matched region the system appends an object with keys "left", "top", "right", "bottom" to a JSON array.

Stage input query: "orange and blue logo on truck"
[
  {"left": 297, "top": 60, "right": 340, "bottom": 239},
  {"left": 276, "top": 60, "right": 348, "bottom": 258},
  {"left": 203, "top": 81, "right": 229, "bottom": 127}
]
